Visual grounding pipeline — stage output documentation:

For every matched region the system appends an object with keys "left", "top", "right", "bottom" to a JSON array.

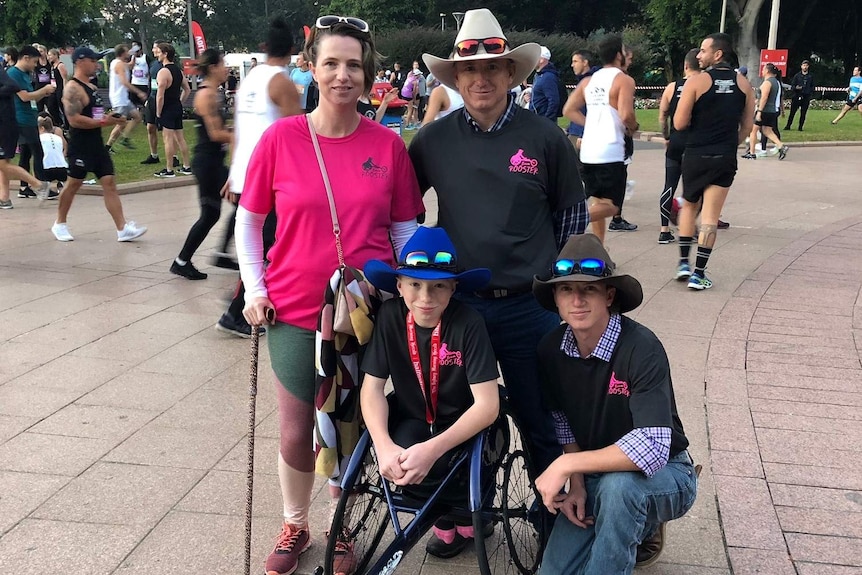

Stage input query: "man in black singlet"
[
  {"left": 47, "top": 48, "right": 68, "bottom": 129},
  {"left": 154, "top": 42, "right": 191, "bottom": 177},
  {"left": 141, "top": 41, "right": 165, "bottom": 165},
  {"left": 672, "top": 33, "right": 754, "bottom": 291},
  {"left": 51, "top": 47, "right": 147, "bottom": 243},
  {"left": 32, "top": 44, "right": 53, "bottom": 113},
  {"left": 656, "top": 49, "right": 699, "bottom": 244}
]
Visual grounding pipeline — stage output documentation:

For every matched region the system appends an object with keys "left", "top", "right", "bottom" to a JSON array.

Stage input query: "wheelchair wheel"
[
  {"left": 323, "top": 450, "right": 389, "bottom": 575},
  {"left": 474, "top": 417, "right": 544, "bottom": 574}
]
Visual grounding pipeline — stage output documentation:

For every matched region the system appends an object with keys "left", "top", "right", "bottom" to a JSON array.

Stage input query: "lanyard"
[{"left": 406, "top": 312, "right": 440, "bottom": 435}]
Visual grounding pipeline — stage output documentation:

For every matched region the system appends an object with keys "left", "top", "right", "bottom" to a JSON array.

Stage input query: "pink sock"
[
  {"left": 433, "top": 525, "right": 456, "bottom": 544},
  {"left": 455, "top": 524, "right": 474, "bottom": 539}
]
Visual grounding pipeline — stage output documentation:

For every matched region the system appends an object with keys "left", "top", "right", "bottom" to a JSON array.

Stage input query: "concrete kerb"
[
  {"left": 76, "top": 137, "right": 862, "bottom": 197},
  {"left": 77, "top": 176, "right": 195, "bottom": 197},
  {"left": 637, "top": 131, "right": 862, "bottom": 148}
]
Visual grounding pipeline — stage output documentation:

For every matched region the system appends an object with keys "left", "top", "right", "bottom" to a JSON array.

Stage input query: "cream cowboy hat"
[{"left": 423, "top": 8, "right": 541, "bottom": 91}]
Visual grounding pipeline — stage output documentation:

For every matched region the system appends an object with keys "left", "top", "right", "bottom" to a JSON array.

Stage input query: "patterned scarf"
[{"left": 314, "top": 265, "right": 381, "bottom": 481}]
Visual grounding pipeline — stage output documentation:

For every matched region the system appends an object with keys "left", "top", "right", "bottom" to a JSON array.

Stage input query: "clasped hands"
[
  {"left": 377, "top": 441, "right": 439, "bottom": 486},
  {"left": 535, "top": 462, "right": 595, "bottom": 529}
]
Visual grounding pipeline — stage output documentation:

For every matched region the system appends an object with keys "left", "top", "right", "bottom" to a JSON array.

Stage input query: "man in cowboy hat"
[
  {"left": 408, "top": 7, "right": 589, "bottom": 486},
  {"left": 532, "top": 234, "right": 698, "bottom": 573},
  {"left": 362, "top": 226, "right": 500, "bottom": 558}
]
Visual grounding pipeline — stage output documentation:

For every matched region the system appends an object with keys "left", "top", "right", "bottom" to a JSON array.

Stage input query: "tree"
[
  {"left": 322, "top": 0, "right": 433, "bottom": 30},
  {"left": 646, "top": 0, "right": 718, "bottom": 79},
  {"left": 0, "top": 0, "right": 101, "bottom": 46},
  {"left": 728, "top": 0, "right": 768, "bottom": 75},
  {"left": 98, "top": 0, "right": 186, "bottom": 53}
]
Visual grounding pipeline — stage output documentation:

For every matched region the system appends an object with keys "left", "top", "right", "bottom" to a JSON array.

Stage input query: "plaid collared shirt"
[
  {"left": 551, "top": 314, "right": 672, "bottom": 477},
  {"left": 463, "top": 94, "right": 590, "bottom": 251},
  {"left": 462, "top": 93, "right": 519, "bottom": 133}
]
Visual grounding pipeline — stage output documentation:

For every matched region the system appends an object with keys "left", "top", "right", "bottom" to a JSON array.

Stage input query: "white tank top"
[
  {"left": 131, "top": 54, "right": 149, "bottom": 86},
  {"left": 435, "top": 86, "right": 464, "bottom": 120},
  {"left": 580, "top": 67, "right": 626, "bottom": 164},
  {"left": 40, "top": 133, "right": 68, "bottom": 169},
  {"left": 109, "top": 59, "right": 131, "bottom": 107},
  {"left": 229, "top": 64, "right": 288, "bottom": 194}
]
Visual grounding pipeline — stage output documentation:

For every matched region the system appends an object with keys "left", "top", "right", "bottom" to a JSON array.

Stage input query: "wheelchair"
[{"left": 319, "top": 399, "right": 545, "bottom": 575}]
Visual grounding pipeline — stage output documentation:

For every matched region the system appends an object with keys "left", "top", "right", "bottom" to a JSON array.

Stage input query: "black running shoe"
[
  {"left": 18, "top": 186, "right": 36, "bottom": 198},
  {"left": 154, "top": 168, "right": 176, "bottom": 178},
  {"left": 170, "top": 260, "right": 207, "bottom": 280},
  {"left": 211, "top": 252, "right": 239, "bottom": 270},
  {"left": 172, "top": 156, "right": 181, "bottom": 168},
  {"left": 658, "top": 231, "right": 676, "bottom": 244},
  {"left": 215, "top": 313, "right": 264, "bottom": 338},
  {"left": 141, "top": 155, "right": 160, "bottom": 165},
  {"left": 609, "top": 218, "right": 638, "bottom": 231}
]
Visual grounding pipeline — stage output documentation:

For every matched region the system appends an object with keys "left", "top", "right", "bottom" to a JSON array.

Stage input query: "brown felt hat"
[{"left": 532, "top": 234, "right": 643, "bottom": 314}]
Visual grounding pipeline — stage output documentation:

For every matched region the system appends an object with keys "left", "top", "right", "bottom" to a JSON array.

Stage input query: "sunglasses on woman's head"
[
  {"left": 552, "top": 258, "right": 612, "bottom": 278},
  {"left": 400, "top": 250, "right": 457, "bottom": 270},
  {"left": 315, "top": 15, "right": 370, "bottom": 33},
  {"left": 455, "top": 37, "right": 509, "bottom": 58}
]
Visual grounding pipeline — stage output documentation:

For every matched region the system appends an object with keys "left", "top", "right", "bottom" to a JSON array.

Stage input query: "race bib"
[
  {"left": 294, "top": 83, "right": 305, "bottom": 94},
  {"left": 133, "top": 69, "right": 145, "bottom": 78},
  {"left": 38, "top": 72, "right": 50, "bottom": 83},
  {"left": 30, "top": 100, "right": 38, "bottom": 110},
  {"left": 92, "top": 106, "right": 105, "bottom": 121},
  {"left": 150, "top": 78, "right": 158, "bottom": 90}
]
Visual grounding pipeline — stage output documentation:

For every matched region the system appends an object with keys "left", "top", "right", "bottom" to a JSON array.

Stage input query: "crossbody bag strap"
[{"left": 307, "top": 113, "right": 345, "bottom": 268}]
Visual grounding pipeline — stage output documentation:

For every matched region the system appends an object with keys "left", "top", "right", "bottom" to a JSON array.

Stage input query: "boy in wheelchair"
[{"left": 360, "top": 226, "right": 501, "bottom": 559}]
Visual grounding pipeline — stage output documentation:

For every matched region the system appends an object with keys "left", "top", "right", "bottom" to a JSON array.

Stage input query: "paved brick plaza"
[{"left": 1, "top": 143, "right": 861, "bottom": 574}]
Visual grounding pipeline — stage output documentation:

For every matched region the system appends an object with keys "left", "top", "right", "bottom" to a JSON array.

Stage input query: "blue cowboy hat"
[{"left": 364, "top": 227, "right": 491, "bottom": 294}]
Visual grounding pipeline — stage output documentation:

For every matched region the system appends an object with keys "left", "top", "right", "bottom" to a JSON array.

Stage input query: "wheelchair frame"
[{"left": 320, "top": 403, "right": 545, "bottom": 575}]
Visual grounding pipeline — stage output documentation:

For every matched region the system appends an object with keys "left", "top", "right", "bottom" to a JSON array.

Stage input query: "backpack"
[
  {"left": 556, "top": 79, "right": 568, "bottom": 117},
  {"left": 400, "top": 76, "right": 416, "bottom": 99}
]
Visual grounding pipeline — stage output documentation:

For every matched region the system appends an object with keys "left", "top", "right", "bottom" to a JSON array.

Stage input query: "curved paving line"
[{"left": 706, "top": 215, "right": 862, "bottom": 573}]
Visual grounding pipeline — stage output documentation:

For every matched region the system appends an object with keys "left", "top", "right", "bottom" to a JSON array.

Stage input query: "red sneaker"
[
  {"left": 332, "top": 538, "right": 356, "bottom": 575},
  {"left": 265, "top": 522, "right": 311, "bottom": 575}
]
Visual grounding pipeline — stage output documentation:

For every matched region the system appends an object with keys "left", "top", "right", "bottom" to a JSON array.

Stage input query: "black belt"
[{"left": 473, "top": 287, "right": 531, "bottom": 299}]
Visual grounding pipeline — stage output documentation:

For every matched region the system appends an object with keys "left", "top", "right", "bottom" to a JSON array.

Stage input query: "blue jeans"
[
  {"left": 455, "top": 292, "right": 562, "bottom": 473},
  {"left": 540, "top": 451, "right": 698, "bottom": 575}
]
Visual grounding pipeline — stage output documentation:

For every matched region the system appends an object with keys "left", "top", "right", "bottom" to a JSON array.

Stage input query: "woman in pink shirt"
[{"left": 236, "top": 15, "right": 424, "bottom": 575}]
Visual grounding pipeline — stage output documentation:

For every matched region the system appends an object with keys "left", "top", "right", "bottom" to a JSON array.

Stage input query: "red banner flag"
[{"left": 191, "top": 21, "right": 207, "bottom": 57}]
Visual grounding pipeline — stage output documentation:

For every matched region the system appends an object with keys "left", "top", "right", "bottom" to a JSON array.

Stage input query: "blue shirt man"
[{"left": 531, "top": 46, "right": 561, "bottom": 120}]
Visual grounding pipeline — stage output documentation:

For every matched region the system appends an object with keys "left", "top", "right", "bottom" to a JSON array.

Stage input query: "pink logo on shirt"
[
  {"left": 439, "top": 343, "right": 463, "bottom": 367},
  {"left": 509, "top": 148, "right": 539, "bottom": 175},
  {"left": 361, "top": 157, "right": 389, "bottom": 179},
  {"left": 608, "top": 372, "right": 630, "bottom": 397}
]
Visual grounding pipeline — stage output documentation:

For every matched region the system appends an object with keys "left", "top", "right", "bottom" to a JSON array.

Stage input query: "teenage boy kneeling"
[{"left": 533, "top": 234, "right": 698, "bottom": 574}]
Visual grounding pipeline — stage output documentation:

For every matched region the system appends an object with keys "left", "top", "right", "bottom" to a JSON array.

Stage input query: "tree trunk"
[{"left": 732, "top": 0, "right": 768, "bottom": 78}]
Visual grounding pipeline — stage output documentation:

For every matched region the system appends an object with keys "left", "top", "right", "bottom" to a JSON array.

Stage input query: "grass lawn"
[
  {"left": 611, "top": 109, "right": 862, "bottom": 143},
  {"left": 104, "top": 121, "right": 199, "bottom": 185},
  {"left": 107, "top": 109, "right": 860, "bottom": 184}
]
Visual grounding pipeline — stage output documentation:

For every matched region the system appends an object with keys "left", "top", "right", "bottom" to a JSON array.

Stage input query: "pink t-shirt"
[{"left": 240, "top": 115, "right": 425, "bottom": 331}]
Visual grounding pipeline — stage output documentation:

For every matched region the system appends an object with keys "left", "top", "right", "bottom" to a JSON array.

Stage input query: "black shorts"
[
  {"left": 130, "top": 85, "right": 149, "bottom": 106},
  {"left": 158, "top": 104, "right": 183, "bottom": 130},
  {"left": 755, "top": 111, "right": 779, "bottom": 129},
  {"left": 43, "top": 167, "right": 68, "bottom": 182},
  {"left": 68, "top": 139, "right": 115, "bottom": 180},
  {"left": 144, "top": 96, "right": 161, "bottom": 128},
  {"left": 580, "top": 162, "right": 626, "bottom": 207},
  {"left": 681, "top": 153, "right": 737, "bottom": 203},
  {"left": 0, "top": 124, "right": 17, "bottom": 160}
]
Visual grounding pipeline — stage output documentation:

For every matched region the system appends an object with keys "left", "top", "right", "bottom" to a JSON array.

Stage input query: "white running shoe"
[
  {"left": 117, "top": 221, "right": 147, "bottom": 242},
  {"left": 51, "top": 221, "right": 74, "bottom": 242}
]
